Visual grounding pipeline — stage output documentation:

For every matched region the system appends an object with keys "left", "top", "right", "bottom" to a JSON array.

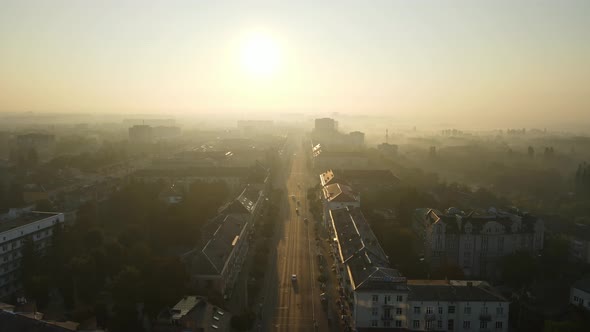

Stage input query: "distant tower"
[{"left": 385, "top": 129, "right": 389, "bottom": 144}]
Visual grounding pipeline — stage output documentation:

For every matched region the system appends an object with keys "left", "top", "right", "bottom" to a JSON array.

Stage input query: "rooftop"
[
  {"left": 0, "top": 211, "right": 61, "bottom": 234},
  {"left": 573, "top": 278, "right": 590, "bottom": 293},
  {"left": 322, "top": 183, "right": 358, "bottom": 203},
  {"left": 407, "top": 280, "right": 507, "bottom": 302},
  {"left": 194, "top": 215, "right": 248, "bottom": 275},
  {"left": 0, "top": 310, "right": 75, "bottom": 332},
  {"left": 157, "top": 296, "right": 230, "bottom": 332}
]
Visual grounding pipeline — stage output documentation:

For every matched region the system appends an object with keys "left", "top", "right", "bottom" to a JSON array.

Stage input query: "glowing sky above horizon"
[{"left": 0, "top": 0, "right": 589, "bottom": 124}]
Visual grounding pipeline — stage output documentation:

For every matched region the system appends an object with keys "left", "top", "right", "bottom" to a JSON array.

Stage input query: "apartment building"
[
  {"left": 413, "top": 207, "right": 544, "bottom": 277},
  {"left": 0, "top": 208, "right": 65, "bottom": 300},
  {"left": 405, "top": 280, "right": 509, "bottom": 332},
  {"left": 322, "top": 183, "right": 360, "bottom": 228},
  {"left": 328, "top": 206, "right": 509, "bottom": 332},
  {"left": 183, "top": 185, "right": 265, "bottom": 299}
]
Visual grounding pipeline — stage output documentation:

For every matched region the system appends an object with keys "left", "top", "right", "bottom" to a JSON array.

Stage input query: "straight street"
[{"left": 260, "top": 134, "right": 331, "bottom": 332}]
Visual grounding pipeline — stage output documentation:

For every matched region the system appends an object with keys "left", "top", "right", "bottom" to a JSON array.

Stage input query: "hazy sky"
[{"left": 1, "top": 0, "right": 589, "bottom": 124}]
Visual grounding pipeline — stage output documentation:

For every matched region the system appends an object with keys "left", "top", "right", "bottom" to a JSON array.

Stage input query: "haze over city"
[
  {"left": 1, "top": 0, "right": 590, "bottom": 128},
  {"left": 1, "top": 1, "right": 590, "bottom": 332}
]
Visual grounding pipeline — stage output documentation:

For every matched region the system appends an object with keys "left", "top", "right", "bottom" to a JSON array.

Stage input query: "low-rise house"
[
  {"left": 413, "top": 207, "right": 544, "bottom": 278},
  {"left": 154, "top": 296, "right": 231, "bottom": 332},
  {"left": 570, "top": 278, "right": 590, "bottom": 311}
]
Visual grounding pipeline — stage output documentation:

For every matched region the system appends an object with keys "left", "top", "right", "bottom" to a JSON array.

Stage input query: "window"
[
  {"left": 482, "top": 236, "right": 488, "bottom": 251},
  {"left": 463, "top": 252, "right": 471, "bottom": 266},
  {"left": 438, "top": 307, "right": 443, "bottom": 314},
  {"left": 482, "top": 307, "right": 488, "bottom": 314},
  {"left": 464, "top": 307, "right": 471, "bottom": 314},
  {"left": 448, "top": 319, "right": 454, "bottom": 330},
  {"left": 372, "top": 295, "right": 379, "bottom": 302},
  {"left": 495, "top": 321, "right": 503, "bottom": 329},
  {"left": 372, "top": 308, "right": 378, "bottom": 316},
  {"left": 480, "top": 321, "right": 488, "bottom": 329},
  {"left": 371, "top": 320, "right": 378, "bottom": 327},
  {"left": 396, "top": 308, "right": 402, "bottom": 315},
  {"left": 425, "top": 321, "right": 433, "bottom": 329},
  {"left": 395, "top": 320, "right": 402, "bottom": 328},
  {"left": 463, "top": 321, "right": 471, "bottom": 329},
  {"left": 414, "top": 307, "right": 421, "bottom": 314},
  {"left": 384, "top": 308, "right": 391, "bottom": 318},
  {"left": 574, "top": 296, "right": 579, "bottom": 301},
  {"left": 397, "top": 295, "right": 403, "bottom": 302},
  {"left": 498, "top": 237, "right": 504, "bottom": 251},
  {"left": 448, "top": 306, "right": 455, "bottom": 314},
  {"left": 384, "top": 295, "right": 391, "bottom": 304},
  {"left": 438, "top": 320, "right": 443, "bottom": 329},
  {"left": 413, "top": 320, "right": 420, "bottom": 328},
  {"left": 384, "top": 321, "right": 391, "bottom": 327},
  {"left": 426, "top": 307, "right": 433, "bottom": 314}
]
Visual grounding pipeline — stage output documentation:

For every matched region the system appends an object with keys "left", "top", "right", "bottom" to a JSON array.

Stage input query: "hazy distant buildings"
[
  {"left": 312, "top": 150, "right": 370, "bottom": 170},
  {"left": 349, "top": 131, "right": 365, "bottom": 147},
  {"left": 12, "top": 133, "right": 56, "bottom": 162},
  {"left": 314, "top": 118, "right": 338, "bottom": 133},
  {"left": 152, "top": 126, "right": 181, "bottom": 139},
  {"left": 0, "top": 208, "right": 64, "bottom": 300},
  {"left": 237, "top": 120, "right": 274, "bottom": 135},
  {"left": 377, "top": 142, "right": 398, "bottom": 157},
  {"left": 412, "top": 207, "right": 544, "bottom": 278},
  {"left": 129, "top": 125, "right": 153, "bottom": 142},
  {"left": 123, "top": 118, "right": 176, "bottom": 127}
]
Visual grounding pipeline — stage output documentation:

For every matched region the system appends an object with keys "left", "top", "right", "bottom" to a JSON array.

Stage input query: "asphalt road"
[{"left": 260, "top": 135, "right": 331, "bottom": 332}]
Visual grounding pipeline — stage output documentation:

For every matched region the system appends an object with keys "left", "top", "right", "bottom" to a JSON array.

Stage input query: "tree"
[{"left": 501, "top": 251, "right": 536, "bottom": 287}]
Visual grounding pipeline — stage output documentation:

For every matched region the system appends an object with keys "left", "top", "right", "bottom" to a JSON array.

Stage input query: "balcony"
[
  {"left": 381, "top": 315, "right": 393, "bottom": 321},
  {"left": 424, "top": 313, "right": 436, "bottom": 321},
  {"left": 479, "top": 313, "right": 492, "bottom": 321}
]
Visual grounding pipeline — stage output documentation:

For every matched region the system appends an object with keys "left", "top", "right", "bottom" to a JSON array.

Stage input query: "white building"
[
  {"left": 0, "top": 208, "right": 65, "bottom": 300},
  {"left": 570, "top": 278, "right": 590, "bottom": 311},
  {"left": 405, "top": 280, "right": 509, "bottom": 332}
]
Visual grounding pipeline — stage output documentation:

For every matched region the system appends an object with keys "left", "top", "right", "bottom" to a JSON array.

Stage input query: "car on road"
[
  {"left": 291, "top": 274, "right": 297, "bottom": 282},
  {"left": 297, "top": 200, "right": 300, "bottom": 206},
  {"left": 290, "top": 195, "right": 296, "bottom": 200},
  {"left": 320, "top": 293, "right": 327, "bottom": 302},
  {"left": 295, "top": 208, "right": 299, "bottom": 215},
  {"left": 304, "top": 217, "right": 308, "bottom": 223}
]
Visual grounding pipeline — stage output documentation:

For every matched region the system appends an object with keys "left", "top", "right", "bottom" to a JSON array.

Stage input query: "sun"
[{"left": 239, "top": 32, "right": 282, "bottom": 78}]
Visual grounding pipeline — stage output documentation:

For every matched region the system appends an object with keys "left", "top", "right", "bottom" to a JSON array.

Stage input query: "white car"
[{"left": 291, "top": 274, "right": 297, "bottom": 281}]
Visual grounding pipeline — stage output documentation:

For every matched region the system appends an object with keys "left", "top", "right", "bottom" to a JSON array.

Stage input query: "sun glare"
[{"left": 239, "top": 33, "right": 282, "bottom": 78}]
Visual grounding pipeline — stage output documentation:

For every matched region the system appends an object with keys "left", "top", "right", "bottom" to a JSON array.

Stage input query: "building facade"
[
  {"left": 413, "top": 207, "right": 544, "bottom": 278},
  {"left": 0, "top": 208, "right": 65, "bottom": 300}
]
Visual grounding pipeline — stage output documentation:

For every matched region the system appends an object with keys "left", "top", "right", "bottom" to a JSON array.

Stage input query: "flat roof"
[{"left": 0, "top": 212, "right": 61, "bottom": 234}]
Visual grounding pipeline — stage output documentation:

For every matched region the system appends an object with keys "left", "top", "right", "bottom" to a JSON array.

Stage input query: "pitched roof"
[
  {"left": 322, "top": 183, "right": 358, "bottom": 203},
  {"left": 197, "top": 215, "right": 248, "bottom": 275}
]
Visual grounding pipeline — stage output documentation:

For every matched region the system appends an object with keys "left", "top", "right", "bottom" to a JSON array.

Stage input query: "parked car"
[{"left": 291, "top": 274, "right": 297, "bottom": 282}]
